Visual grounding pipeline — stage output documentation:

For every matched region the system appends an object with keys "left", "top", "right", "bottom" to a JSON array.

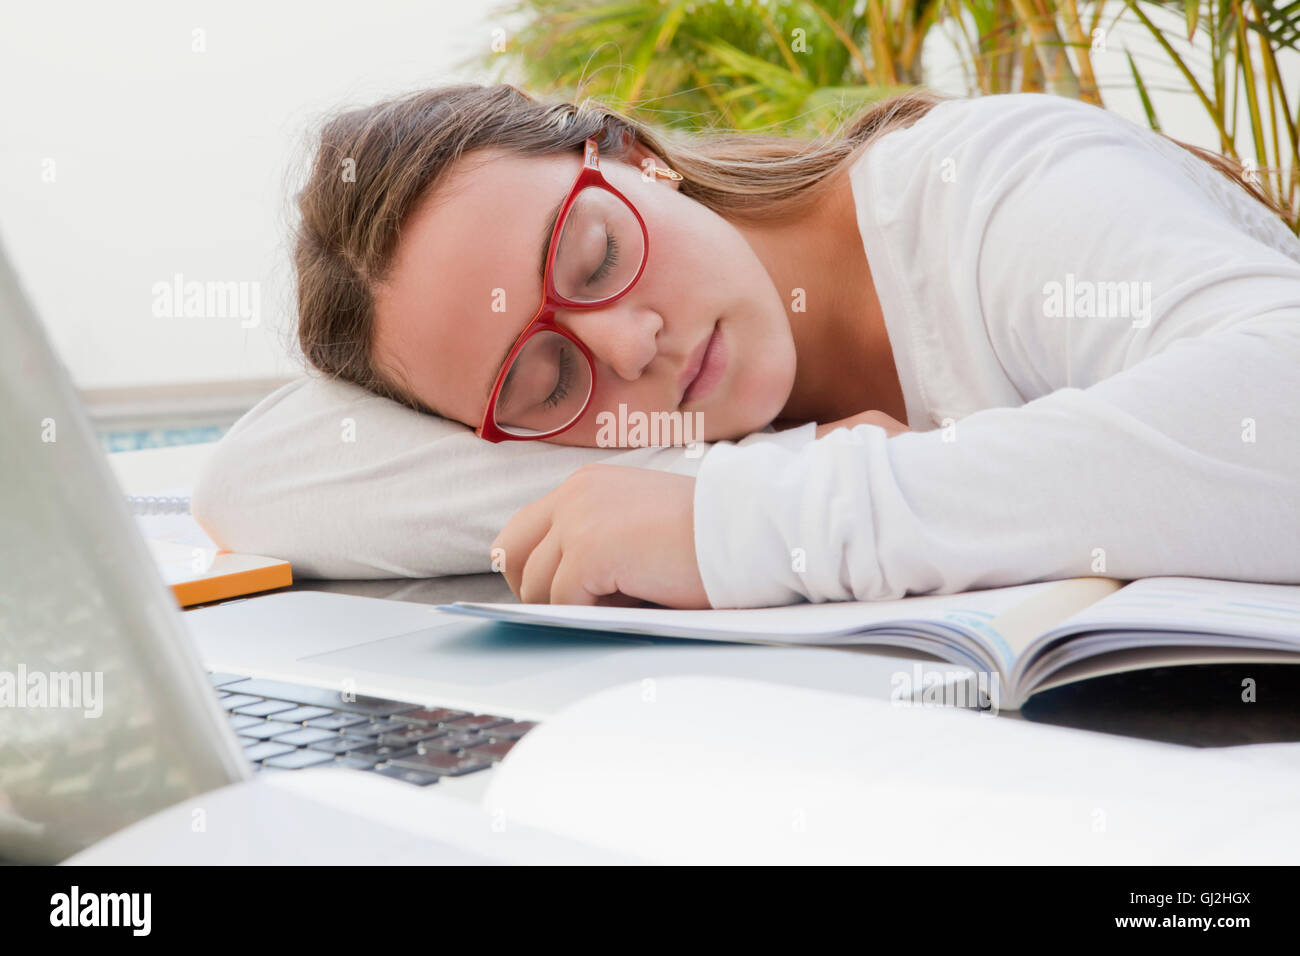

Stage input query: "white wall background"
[
  {"left": 0, "top": 1, "right": 1292, "bottom": 389},
  {"left": 0, "top": 0, "right": 500, "bottom": 389}
]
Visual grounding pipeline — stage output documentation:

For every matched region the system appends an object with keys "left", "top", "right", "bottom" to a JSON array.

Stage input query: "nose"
[{"left": 559, "top": 303, "right": 663, "bottom": 382}]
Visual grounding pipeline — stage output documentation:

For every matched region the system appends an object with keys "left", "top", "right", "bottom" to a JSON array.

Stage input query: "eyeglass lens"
[{"left": 491, "top": 186, "right": 646, "bottom": 436}]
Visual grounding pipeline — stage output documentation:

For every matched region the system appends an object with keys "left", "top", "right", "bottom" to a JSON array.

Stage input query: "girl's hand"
[
  {"left": 815, "top": 409, "right": 912, "bottom": 439},
  {"left": 491, "top": 464, "right": 710, "bottom": 608}
]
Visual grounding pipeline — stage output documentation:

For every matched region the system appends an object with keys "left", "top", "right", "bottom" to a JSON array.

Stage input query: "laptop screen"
[{"left": 0, "top": 236, "right": 248, "bottom": 863}]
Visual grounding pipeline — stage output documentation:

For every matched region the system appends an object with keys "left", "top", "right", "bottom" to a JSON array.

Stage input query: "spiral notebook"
[{"left": 130, "top": 487, "right": 291, "bottom": 608}]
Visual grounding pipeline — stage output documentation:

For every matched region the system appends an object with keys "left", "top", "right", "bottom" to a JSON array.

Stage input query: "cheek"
[
  {"left": 555, "top": 377, "right": 676, "bottom": 447},
  {"left": 742, "top": 331, "right": 797, "bottom": 411},
  {"left": 554, "top": 383, "right": 639, "bottom": 447},
  {"left": 586, "top": 367, "right": 664, "bottom": 410}
]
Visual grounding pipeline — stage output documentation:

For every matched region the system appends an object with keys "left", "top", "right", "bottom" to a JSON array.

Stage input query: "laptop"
[{"left": 0, "top": 233, "right": 920, "bottom": 863}]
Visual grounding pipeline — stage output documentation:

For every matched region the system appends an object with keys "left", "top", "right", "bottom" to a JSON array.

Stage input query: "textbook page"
[
  {"left": 1008, "top": 576, "right": 1300, "bottom": 700},
  {"left": 1037, "top": 576, "right": 1300, "bottom": 645},
  {"left": 484, "top": 675, "right": 1300, "bottom": 865},
  {"left": 442, "top": 577, "right": 1120, "bottom": 673}
]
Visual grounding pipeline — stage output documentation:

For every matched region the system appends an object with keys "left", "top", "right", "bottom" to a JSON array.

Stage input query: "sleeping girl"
[{"left": 195, "top": 83, "right": 1300, "bottom": 609}]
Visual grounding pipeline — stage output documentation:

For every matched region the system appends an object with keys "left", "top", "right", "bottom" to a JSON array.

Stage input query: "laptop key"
[
  {"left": 227, "top": 713, "right": 265, "bottom": 731},
  {"left": 263, "top": 749, "right": 335, "bottom": 770},
  {"left": 272, "top": 705, "right": 334, "bottom": 724},
  {"left": 416, "top": 732, "right": 488, "bottom": 753},
  {"left": 400, "top": 707, "right": 471, "bottom": 725},
  {"left": 481, "top": 720, "right": 536, "bottom": 740},
  {"left": 341, "top": 719, "right": 412, "bottom": 739},
  {"left": 474, "top": 738, "right": 519, "bottom": 762},
  {"left": 243, "top": 741, "right": 297, "bottom": 761},
  {"left": 377, "top": 726, "right": 448, "bottom": 747},
  {"left": 303, "top": 712, "right": 368, "bottom": 731},
  {"left": 307, "top": 737, "right": 362, "bottom": 755},
  {"left": 238, "top": 720, "right": 301, "bottom": 741},
  {"left": 333, "top": 755, "right": 378, "bottom": 770},
  {"left": 390, "top": 750, "right": 493, "bottom": 777},
  {"left": 220, "top": 678, "right": 417, "bottom": 717},
  {"left": 348, "top": 742, "right": 418, "bottom": 761},
  {"left": 440, "top": 714, "right": 509, "bottom": 732},
  {"left": 232, "top": 699, "right": 298, "bottom": 718},
  {"left": 273, "top": 727, "right": 341, "bottom": 747},
  {"left": 220, "top": 694, "right": 260, "bottom": 711},
  {"left": 372, "top": 765, "right": 442, "bottom": 786}
]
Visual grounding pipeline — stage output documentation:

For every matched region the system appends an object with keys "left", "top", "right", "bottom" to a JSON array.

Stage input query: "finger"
[
  {"left": 493, "top": 499, "right": 556, "bottom": 598},
  {"left": 549, "top": 550, "right": 608, "bottom": 606},
  {"left": 519, "top": 527, "right": 564, "bottom": 604}
]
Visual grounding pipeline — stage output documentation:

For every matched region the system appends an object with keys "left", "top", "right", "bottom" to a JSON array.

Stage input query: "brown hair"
[{"left": 293, "top": 83, "right": 1287, "bottom": 415}]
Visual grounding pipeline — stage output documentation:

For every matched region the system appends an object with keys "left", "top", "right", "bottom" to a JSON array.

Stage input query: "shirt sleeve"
[{"left": 692, "top": 107, "right": 1300, "bottom": 608}]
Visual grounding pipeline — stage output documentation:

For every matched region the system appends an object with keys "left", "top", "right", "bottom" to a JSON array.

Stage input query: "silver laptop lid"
[{"left": 0, "top": 234, "right": 249, "bottom": 863}]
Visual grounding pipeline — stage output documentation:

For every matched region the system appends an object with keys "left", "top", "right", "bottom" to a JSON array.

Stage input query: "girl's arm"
[
  {"left": 691, "top": 102, "right": 1300, "bottom": 608},
  {"left": 693, "top": 314, "right": 1299, "bottom": 607}
]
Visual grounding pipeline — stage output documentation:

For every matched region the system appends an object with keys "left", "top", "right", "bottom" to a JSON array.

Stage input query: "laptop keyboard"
[{"left": 210, "top": 672, "right": 536, "bottom": 786}]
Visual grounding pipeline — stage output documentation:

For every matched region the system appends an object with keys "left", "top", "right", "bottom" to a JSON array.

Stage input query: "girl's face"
[{"left": 371, "top": 144, "right": 797, "bottom": 447}]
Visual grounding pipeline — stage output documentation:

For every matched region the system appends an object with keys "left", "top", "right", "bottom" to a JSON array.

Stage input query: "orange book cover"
[{"left": 147, "top": 540, "right": 292, "bottom": 607}]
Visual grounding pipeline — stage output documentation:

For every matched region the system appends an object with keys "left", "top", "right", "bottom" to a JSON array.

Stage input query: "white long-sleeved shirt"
[{"left": 694, "top": 93, "right": 1300, "bottom": 607}]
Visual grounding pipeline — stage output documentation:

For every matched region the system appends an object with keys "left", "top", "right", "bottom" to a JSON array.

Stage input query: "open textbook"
[{"left": 439, "top": 576, "right": 1300, "bottom": 709}]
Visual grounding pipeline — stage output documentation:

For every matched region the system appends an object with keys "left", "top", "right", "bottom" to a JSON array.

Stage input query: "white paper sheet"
[{"left": 484, "top": 675, "right": 1300, "bottom": 864}]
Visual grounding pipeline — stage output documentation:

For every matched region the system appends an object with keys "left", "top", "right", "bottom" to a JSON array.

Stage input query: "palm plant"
[
  {"left": 472, "top": 0, "right": 923, "bottom": 134},
  {"left": 1121, "top": 0, "right": 1299, "bottom": 224},
  {"left": 464, "top": 0, "right": 1299, "bottom": 228}
]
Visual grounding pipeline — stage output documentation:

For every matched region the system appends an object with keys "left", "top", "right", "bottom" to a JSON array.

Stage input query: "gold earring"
[{"left": 652, "top": 166, "right": 683, "bottom": 182}]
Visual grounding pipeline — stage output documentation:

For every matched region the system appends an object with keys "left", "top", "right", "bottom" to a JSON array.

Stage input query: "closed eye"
[{"left": 587, "top": 230, "right": 620, "bottom": 286}]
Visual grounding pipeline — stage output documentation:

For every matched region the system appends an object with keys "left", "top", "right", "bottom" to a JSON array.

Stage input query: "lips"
[{"left": 680, "top": 321, "right": 726, "bottom": 406}]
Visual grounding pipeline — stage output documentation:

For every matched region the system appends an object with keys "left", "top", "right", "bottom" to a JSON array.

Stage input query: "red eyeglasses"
[{"left": 476, "top": 137, "right": 650, "bottom": 442}]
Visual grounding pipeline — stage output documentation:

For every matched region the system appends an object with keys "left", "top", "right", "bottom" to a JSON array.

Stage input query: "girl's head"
[{"left": 294, "top": 82, "right": 939, "bottom": 445}]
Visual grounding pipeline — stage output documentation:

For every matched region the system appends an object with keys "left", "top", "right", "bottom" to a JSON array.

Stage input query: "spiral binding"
[{"left": 125, "top": 495, "right": 191, "bottom": 516}]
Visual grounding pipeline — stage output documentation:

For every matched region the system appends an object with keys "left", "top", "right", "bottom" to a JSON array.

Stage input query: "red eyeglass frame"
[{"left": 476, "top": 136, "right": 650, "bottom": 443}]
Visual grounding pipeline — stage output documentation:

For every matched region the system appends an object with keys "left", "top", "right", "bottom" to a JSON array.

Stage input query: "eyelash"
[
  {"left": 587, "top": 230, "right": 620, "bottom": 285},
  {"left": 536, "top": 230, "right": 615, "bottom": 410},
  {"left": 543, "top": 347, "right": 574, "bottom": 410}
]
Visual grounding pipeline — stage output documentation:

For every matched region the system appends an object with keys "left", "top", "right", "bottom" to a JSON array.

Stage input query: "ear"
[{"left": 620, "top": 140, "right": 682, "bottom": 191}]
